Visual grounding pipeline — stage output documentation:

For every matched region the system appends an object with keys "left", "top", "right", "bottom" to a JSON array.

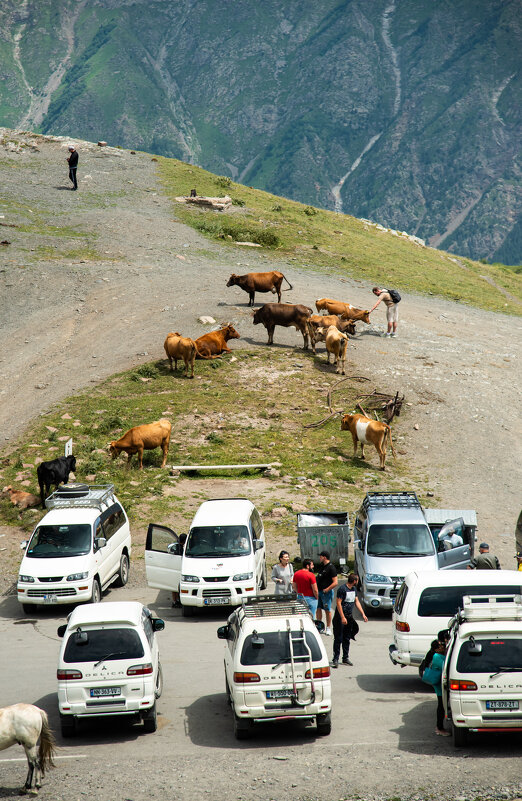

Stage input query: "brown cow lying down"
[
  {"left": 308, "top": 314, "right": 356, "bottom": 353},
  {"left": 226, "top": 271, "right": 292, "bottom": 306},
  {"left": 341, "top": 413, "right": 397, "bottom": 470},
  {"left": 195, "top": 323, "right": 240, "bottom": 359},
  {"left": 315, "top": 298, "right": 370, "bottom": 323},
  {"left": 320, "top": 325, "right": 349, "bottom": 375},
  {"left": 164, "top": 332, "right": 197, "bottom": 378},
  {"left": 0, "top": 485, "right": 40, "bottom": 510},
  {"left": 253, "top": 303, "right": 313, "bottom": 347},
  {"left": 109, "top": 419, "right": 172, "bottom": 469}
]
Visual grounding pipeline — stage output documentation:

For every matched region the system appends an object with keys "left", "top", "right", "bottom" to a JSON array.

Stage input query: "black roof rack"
[{"left": 362, "top": 491, "right": 421, "bottom": 511}]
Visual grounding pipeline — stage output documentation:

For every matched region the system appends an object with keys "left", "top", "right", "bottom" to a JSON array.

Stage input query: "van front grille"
[
  {"left": 38, "top": 576, "right": 64, "bottom": 582},
  {"left": 202, "top": 588, "right": 232, "bottom": 598},
  {"left": 203, "top": 576, "right": 229, "bottom": 582},
  {"left": 27, "top": 588, "right": 77, "bottom": 597}
]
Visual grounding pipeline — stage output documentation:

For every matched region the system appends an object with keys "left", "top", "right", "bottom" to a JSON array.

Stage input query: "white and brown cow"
[
  {"left": 341, "top": 413, "right": 396, "bottom": 470},
  {"left": 319, "top": 325, "right": 349, "bottom": 374},
  {"left": 307, "top": 314, "right": 356, "bottom": 353}
]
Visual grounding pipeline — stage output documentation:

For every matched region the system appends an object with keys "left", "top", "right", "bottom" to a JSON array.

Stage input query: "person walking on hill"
[
  {"left": 67, "top": 145, "right": 78, "bottom": 190},
  {"left": 331, "top": 573, "right": 367, "bottom": 668},
  {"left": 467, "top": 542, "right": 501, "bottom": 570},
  {"left": 292, "top": 558, "right": 318, "bottom": 617},
  {"left": 315, "top": 551, "right": 338, "bottom": 636},
  {"left": 369, "top": 287, "right": 400, "bottom": 337}
]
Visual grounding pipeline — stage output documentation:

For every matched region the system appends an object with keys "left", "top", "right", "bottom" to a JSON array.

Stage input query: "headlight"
[
  {"left": 365, "top": 573, "right": 391, "bottom": 584},
  {"left": 66, "top": 572, "right": 88, "bottom": 582},
  {"left": 233, "top": 572, "right": 253, "bottom": 582},
  {"left": 181, "top": 574, "right": 200, "bottom": 583},
  {"left": 19, "top": 575, "right": 35, "bottom": 583}
]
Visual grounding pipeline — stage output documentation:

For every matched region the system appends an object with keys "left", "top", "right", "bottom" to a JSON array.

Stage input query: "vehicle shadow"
[
  {"left": 184, "top": 692, "right": 323, "bottom": 749},
  {"left": 356, "top": 672, "right": 429, "bottom": 695},
  {"left": 0, "top": 592, "right": 73, "bottom": 622}
]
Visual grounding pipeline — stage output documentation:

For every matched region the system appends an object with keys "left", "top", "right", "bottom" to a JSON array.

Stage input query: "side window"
[
  {"left": 101, "top": 506, "right": 117, "bottom": 541},
  {"left": 394, "top": 582, "right": 408, "bottom": 615},
  {"left": 94, "top": 517, "right": 104, "bottom": 544},
  {"left": 251, "top": 510, "right": 262, "bottom": 540},
  {"left": 142, "top": 612, "right": 154, "bottom": 648}
]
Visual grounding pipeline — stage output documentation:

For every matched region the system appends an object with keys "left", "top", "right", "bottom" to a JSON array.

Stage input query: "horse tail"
[
  {"left": 38, "top": 710, "right": 57, "bottom": 775},
  {"left": 281, "top": 274, "right": 293, "bottom": 291},
  {"left": 387, "top": 424, "right": 397, "bottom": 459}
]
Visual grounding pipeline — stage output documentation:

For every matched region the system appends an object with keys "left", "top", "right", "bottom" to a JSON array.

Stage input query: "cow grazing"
[
  {"left": 321, "top": 325, "right": 349, "bottom": 374},
  {"left": 164, "top": 332, "right": 197, "bottom": 378},
  {"left": 109, "top": 419, "right": 172, "bottom": 469},
  {"left": 195, "top": 323, "right": 240, "bottom": 359},
  {"left": 315, "top": 298, "right": 370, "bottom": 324},
  {"left": 226, "top": 271, "right": 292, "bottom": 306},
  {"left": 341, "top": 413, "right": 397, "bottom": 470},
  {"left": 37, "top": 454, "right": 76, "bottom": 507},
  {"left": 252, "top": 303, "right": 313, "bottom": 348},
  {"left": 1, "top": 486, "right": 40, "bottom": 510},
  {"left": 307, "top": 314, "right": 356, "bottom": 353}
]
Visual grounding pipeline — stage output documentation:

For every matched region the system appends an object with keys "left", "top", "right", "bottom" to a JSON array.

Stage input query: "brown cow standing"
[
  {"left": 341, "top": 413, "right": 396, "bottom": 470},
  {"left": 308, "top": 314, "right": 356, "bottom": 353},
  {"left": 195, "top": 323, "right": 240, "bottom": 359},
  {"left": 321, "top": 325, "right": 349, "bottom": 374},
  {"left": 252, "top": 303, "right": 313, "bottom": 347},
  {"left": 315, "top": 298, "right": 370, "bottom": 324},
  {"left": 0, "top": 486, "right": 40, "bottom": 510},
  {"left": 164, "top": 332, "right": 197, "bottom": 378},
  {"left": 226, "top": 271, "right": 292, "bottom": 306},
  {"left": 109, "top": 419, "right": 172, "bottom": 469}
]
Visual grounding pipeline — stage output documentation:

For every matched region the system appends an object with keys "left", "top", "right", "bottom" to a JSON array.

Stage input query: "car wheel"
[
  {"left": 114, "top": 553, "right": 129, "bottom": 587},
  {"left": 142, "top": 702, "right": 157, "bottom": 733},
  {"left": 260, "top": 560, "right": 267, "bottom": 590},
  {"left": 233, "top": 713, "right": 251, "bottom": 740},
  {"left": 22, "top": 603, "right": 35, "bottom": 615},
  {"left": 181, "top": 603, "right": 194, "bottom": 617},
  {"left": 60, "top": 713, "right": 76, "bottom": 738},
  {"left": 316, "top": 712, "right": 331, "bottom": 736},
  {"left": 452, "top": 722, "right": 467, "bottom": 747},
  {"left": 91, "top": 578, "right": 101, "bottom": 604},
  {"left": 155, "top": 662, "right": 163, "bottom": 699}
]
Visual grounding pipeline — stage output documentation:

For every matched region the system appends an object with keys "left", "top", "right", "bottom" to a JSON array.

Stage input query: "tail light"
[
  {"left": 305, "top": 666, "right": 330, "bottom": 679},
  {"left": 233, "top": 672, "right": 260, "bottom": 683},
  {"left": 57, "top": 669, "right": 83, "bottom": 680},
  {"left": 127, "top": 663, "right": 153, "bottom": 676},
  {"left": 395, "top": 621, "right": 410, "bottom": 632},
  {"left": 450, "top": 680, "right": 478, "bottom": 691}
]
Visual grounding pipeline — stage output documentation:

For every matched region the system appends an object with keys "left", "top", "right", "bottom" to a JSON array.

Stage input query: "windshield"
[
  {"left": 367, "top": 524, "right": 435, "bottom": 557},
  {"left": 64, "top": 628, "right": 144, "bottom": 663},
  {"left": 185, "top": 525, "right": 251, "bottom": 558},
  {"left": 27, "top": 524, "right": 92, "bottom": 558},
  {"left": 456, "top": 637, "right": 522, "bottom": 673},
  {"left": 419, "top": 585, "right": 522, "bottom": 617},
  {"left": 241, "top": 630, "right": 322, "bottom": 666}
]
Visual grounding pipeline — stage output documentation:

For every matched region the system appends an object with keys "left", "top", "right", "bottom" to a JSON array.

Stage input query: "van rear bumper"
[{"left": 388, "top": 644, "right": 424, "bottom": 667}]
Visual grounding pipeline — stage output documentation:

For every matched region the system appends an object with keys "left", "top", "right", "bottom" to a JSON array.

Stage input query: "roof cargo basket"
[
  {"left": 458, "top": 594, "right": 522, "bottom": 622},
  {"left": 239, "top": 593, "right": 310, "bottom": 619},
  {"left": 45, "top": 484, "right": 116, "bottom": 511},
  {"left": 362, "top": 492, "right": 421, "bottom": 512}
]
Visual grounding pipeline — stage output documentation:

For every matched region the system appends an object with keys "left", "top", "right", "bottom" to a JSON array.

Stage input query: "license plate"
[
  {"left": 204, "top": 597, "right": 230, "bottom": 605},
  {"left": 90, "top": 687, "right": 121, "bottom": 698},
  {"left": 43, "top": 594, "right": 57, "bottom": 604},
  {"left": 486, "top": 699, "right": 519, "bottom": 710},
  {"left": 266, "top": 689, "right": 293, "bottom": 699}
]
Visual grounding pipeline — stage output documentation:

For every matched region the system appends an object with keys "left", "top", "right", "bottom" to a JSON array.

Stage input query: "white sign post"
[{"left": 64, "top": 438, "right": 73, "bottom": 457}]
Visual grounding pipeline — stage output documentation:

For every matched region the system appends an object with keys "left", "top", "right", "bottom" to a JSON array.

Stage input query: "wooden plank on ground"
[{"left": 170, "top": 463, "right": 280, "bottom": 472}]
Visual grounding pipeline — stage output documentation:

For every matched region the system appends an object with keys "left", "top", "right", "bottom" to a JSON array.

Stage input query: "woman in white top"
[{"left": 271, "top": 550, "right": 294, "bottom": 595}]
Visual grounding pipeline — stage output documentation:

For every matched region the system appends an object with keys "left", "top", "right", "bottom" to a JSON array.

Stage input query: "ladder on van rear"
[{"left": 287, "top": 618, "right": 315, "bottom": 706}]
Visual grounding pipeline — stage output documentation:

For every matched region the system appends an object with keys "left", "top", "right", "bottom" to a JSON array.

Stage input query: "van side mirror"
[
  {"left": 20, "top": 541, "right": 28, "bottom": 550},
  {"left": 57, "top": 624, "right": 67, "bottom": 638},
  {"left": 152, "top": 618, "right": 165, "bottom": 632},
  {"left": 167, "top": 542, "right": 182, "bottom": 555},
  {"left": 314, "top": 620, "right": 325, "bottom": 633},
  {"left": 95, "top": 537, "right": 107, "bottom": 550},
  {"left": 217, "top": 625, "right": 230, "bottom": 640},
  {"left": 254, "top": 541, "right": 264, "bottom": 551}
]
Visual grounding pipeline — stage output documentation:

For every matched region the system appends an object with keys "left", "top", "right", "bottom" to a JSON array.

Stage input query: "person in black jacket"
[{"left": 67, "top": 146, "right": 78, "bottom": 190}]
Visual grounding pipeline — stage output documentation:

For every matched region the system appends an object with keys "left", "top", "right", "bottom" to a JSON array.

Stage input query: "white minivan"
[
  {"left": 17, "top": 484, "right": 131, "bottom": 613},
  {"left": 145, "top": 498, "right": 267, "bottom": 615},
  {"left": 389, "top": 570, "right": 522, "bottom": 669}
]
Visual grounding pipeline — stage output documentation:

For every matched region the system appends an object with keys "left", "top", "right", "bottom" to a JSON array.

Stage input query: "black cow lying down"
[{"left": 37, "top": 454, "right": 76, "bottom": 507}]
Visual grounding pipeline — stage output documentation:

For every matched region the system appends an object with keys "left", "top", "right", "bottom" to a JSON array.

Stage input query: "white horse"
[{"left": 0, "top": 704, "right": 56, "bottom": 795}]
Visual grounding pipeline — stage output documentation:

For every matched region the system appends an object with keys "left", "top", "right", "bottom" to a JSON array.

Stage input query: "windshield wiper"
[
  {"left": 94, "top": 651, "right": 127, "bottom": 668},
  {"left": 489, "top": 667, "right": 522, "bottom": 679}
]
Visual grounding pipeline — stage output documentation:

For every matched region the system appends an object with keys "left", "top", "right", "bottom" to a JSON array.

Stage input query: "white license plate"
[
  {"left": 90, "top": 687, "right": 121, "bottom": 698},
  {"left": 486, "top": 699, "right": 519, "bottom": 710},
  {"left": 266, "top": 689, "right": 293, "bottom": 699},
  {"left": 204, "top": 597, "right": 230, "bottom": 605},
  {"left": 43, "top": 594, "right": 57, "bottom": 604}
]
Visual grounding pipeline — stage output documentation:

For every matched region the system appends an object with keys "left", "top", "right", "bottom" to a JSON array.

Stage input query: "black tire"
[
  {"left": 55, "top": 483, "right": 89, "bottom": 498},
  {"left": 22, "top": 603, "right": 36, "bottom": 615},
  {"left": 114, "top": 553, "right": 129, "bottom": 587},
  {"left": 452, "top": 722, "right": 467, "bottom": 747},
  {"left": 259, "top": 561, "right": 267, "bottom": 590},
  {"left": 316, "top": 712, "right": 332, "bottom": 736},
  {"left": 233, "top": 713, "right": 251, "bottom": 740},
  {"left": 181, "top": 603, "right": 194, "bottom": 617},
  {"left": 143, "top": 703, "right": 157, "bottom": 733},
  {"left": 155, "top": 663, "right": 163, "bottom": 699},
  {"left": 60, "top": 713, "right": 76, "bottom": 738},
  {"left": 91, "top": 578, "right": 101, "bottom": 604}
]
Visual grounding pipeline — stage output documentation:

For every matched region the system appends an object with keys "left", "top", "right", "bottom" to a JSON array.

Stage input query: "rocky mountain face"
[{"left": 1, "top": 0, "right": 520, "bottom": 264}]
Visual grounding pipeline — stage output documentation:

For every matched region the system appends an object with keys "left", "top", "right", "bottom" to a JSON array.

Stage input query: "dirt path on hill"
[{"left": 0, "top": 130, "right": 521, "bottom": 564}]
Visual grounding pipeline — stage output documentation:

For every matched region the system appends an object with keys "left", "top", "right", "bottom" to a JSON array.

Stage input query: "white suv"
[
  {"left": 17, "top": 484, "right": 131, "bottom": 612},
  {"left": 217, "top": 595, "right": 332, "bottom": 739},
  {"left": 443, "top": 593, "right": 522, "bottom": 747},
  {"left": 57, "top": 601, "right": 164, "bottom": 736}
]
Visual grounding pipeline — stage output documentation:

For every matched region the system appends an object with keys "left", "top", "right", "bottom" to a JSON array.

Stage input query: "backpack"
[{"left": 387, "top": 288, "right": 401, "bottom": 304}]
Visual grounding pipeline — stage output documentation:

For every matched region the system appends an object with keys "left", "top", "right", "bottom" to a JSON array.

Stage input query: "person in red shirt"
[{"left": 292, "top": 558, "right": 318, "bottom": 617}]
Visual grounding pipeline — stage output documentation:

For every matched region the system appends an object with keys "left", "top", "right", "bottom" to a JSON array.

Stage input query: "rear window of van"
[
  {"left": 64, "top": 628, "right": 144, "bottom": 663},
  {"left": 418, "top": 585, "right": 522, "bottom": 617},
  {"left": 241, "top": 630, "right": 322, "bottom": 665},
  {"left": 456, "top": 638, "right": 522, "bottom": 673}
]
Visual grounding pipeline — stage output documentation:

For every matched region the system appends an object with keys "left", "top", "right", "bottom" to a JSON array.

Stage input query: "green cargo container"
[{"left": 296, "top": 512, "right": 350, "bottom": 566}]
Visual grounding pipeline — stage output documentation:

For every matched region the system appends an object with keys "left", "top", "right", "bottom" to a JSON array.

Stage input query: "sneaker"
[
  {"left": 342, "top": 658, "right": 353, "bottom": 666},
  {"left": 325, "top": 627, "right": 332, "bottom": 636},
  {"left": 391, "top": 333, "right": 397, "bottom": 338},
  {"left": 435, "top": 728, "right": 451, "bottom": 736},
  {"left": 383, "top": 332, "right": 391, "bottom": 338},
  {"left": 330, "top": 660, "right": 338, "bottom": 669}
]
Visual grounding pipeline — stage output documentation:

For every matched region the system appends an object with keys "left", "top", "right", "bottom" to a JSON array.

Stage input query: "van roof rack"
[
  {"left": 239, "top": 593, "right": 310, "bottom": 619},
  {"left": 458, "top": 594, "right": 522, "bottom": 622},
  {"left": 45, "top": 484, "right": 116, "bottom": 511},
  {"left": 362, "top": 491, "right": 421, "bottom": 511}
]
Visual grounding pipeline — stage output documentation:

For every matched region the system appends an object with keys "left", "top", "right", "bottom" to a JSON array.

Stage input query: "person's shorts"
[
  {"left": 298, "top": 594, "right": 318, "bottom": 617},
  {"left": 318, "top": 589, "right": 334, "bottom": 611},
  {"left": 386, "top": 304, "right": 399, "bottom": 323}
]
